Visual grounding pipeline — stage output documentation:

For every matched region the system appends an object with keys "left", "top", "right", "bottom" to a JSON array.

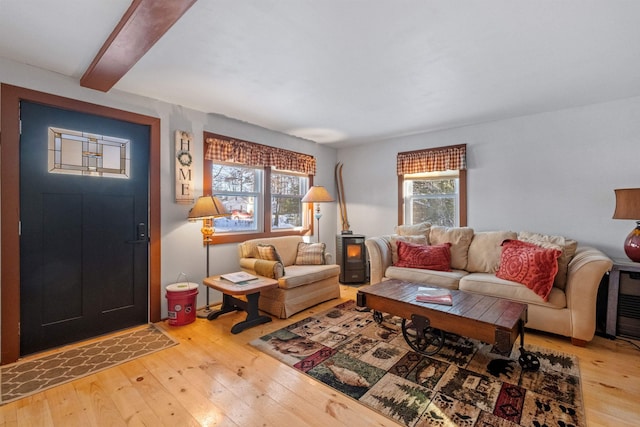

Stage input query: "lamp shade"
[
  {"left": 302, "top": 186, "right": 334, "bottom": 203},
  {"left": 188, "top": 195, "right": 229, "bottom": 220},
  {"left": 613, "top": 188, "right": 640, "bottom": 219}
]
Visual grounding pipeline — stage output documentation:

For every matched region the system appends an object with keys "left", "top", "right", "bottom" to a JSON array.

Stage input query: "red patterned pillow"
[
  {"left": 496, "top": 239, "right": 562, "bottom": 301},
  {"left": 394, "top": 241, "right": 452, "bottom": 271}
]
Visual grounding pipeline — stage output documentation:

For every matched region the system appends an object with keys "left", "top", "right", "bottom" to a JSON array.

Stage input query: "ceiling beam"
[{"left": 80, "top": 0, "right": 197, "bottom": 92}]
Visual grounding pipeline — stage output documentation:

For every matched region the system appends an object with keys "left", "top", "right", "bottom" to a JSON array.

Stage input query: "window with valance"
[
  {"left": 203, "top": 132, "right": 315, "bottom": 243},
  {"left": 397, "top": 144, "right": 467, "bottom": 227}
]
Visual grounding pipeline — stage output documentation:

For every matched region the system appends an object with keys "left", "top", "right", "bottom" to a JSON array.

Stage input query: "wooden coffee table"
[
  {"left": 356, "top": 279, "right": 539, "bottom": 370},
  {"left": 203, "top": 275, "right": 278, "bottom": 334}
]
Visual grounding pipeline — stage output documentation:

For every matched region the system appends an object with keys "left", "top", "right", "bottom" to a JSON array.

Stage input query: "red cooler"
[{"left": 166, "top": 282, "right": 199, "bottom": 326}]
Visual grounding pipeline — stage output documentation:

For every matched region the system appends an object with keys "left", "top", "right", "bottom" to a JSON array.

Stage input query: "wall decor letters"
[{"left": 175, "top": 130, "right": 194, "bottom": 204}]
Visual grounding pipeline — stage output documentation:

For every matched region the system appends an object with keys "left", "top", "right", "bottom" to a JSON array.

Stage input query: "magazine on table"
[
  {"left": 416, "top": 286, "right": 453, "bottom": 305},
  {"left": 220, "top": 271, "right": 259, "bottom": 284}
]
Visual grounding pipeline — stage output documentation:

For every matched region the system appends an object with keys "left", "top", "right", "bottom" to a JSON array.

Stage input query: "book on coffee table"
[
  {"left": 416, "top": 286, "right": 453, "bottom": 305},
  {"left": 220, "top": 271, "right": 259, "bottom": 284}
]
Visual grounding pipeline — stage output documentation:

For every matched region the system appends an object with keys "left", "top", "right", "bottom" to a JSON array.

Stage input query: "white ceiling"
[{"left": 2, "top": 1, "right": 640, "bottom": 148}]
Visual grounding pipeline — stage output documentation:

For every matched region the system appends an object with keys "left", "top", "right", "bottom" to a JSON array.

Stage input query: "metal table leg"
[
  {"left": 517, "top": 319, "right": 540, "bottom": 371},
  {"left": 401, "top": 314, "right": 445, "bottom": 356}
]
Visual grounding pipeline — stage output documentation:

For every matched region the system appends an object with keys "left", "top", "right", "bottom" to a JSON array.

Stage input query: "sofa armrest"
[
  {"left": 324, "top": 252, "right": 333, "bottom": 265},
  {"left": 239, "top": 257, "right": 285, "bottom": 279},
  {"left": 365, "top": 236, "right": 393, "bottom": 284},
  {"left": 239, "top": 257, "right": 259, "bottom": 272},
  {"left": 565, "top": 246, "right": 613, "bottom": 343}
]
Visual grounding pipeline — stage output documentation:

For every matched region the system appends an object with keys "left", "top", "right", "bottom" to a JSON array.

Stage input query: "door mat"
[
  {"left": 251, "top": 300, "right": 585, "bottom": 427},
  {"left": 1, "top": 324, "right": 177, "bottom": 405}
]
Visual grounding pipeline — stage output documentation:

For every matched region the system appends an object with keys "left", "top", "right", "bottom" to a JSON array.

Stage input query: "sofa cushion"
[
  {"left": 385, "top": 266, "right": 466, "bottom": 290},
  {"left": 278, "top": 264, "right": 340, "bottom": 290},
  {"left": 390, "top": 235, "right": 429, "bottom": 264},
  {"left": 466, "top": 231, "right": 517, "bottom": 273},
  {"left": 239, "top": 235, "right": 302, "bottom": 266},
  {"left": 394, "top": 222, "right": 431, "bottom": 239},
  {"left": 257, "top": 244, "right": 284, "bottom": 262},
  {"left": 517, "top": 231, "right": 578, "bottom": 290},
  {"left": 295, "top": 242, "right": 326, "bottom": 265},
  {"left": 496, "top": 239, "right": 562, "bottom": 301},
  {"left": 394, "top": 241, "right": 452, "bottom": 271},
  {"left": 429, "top": 226, "right": 474, "bottom": 270},
  {"left": 459, "top": 273, "right": 567, "bottom": 309}
]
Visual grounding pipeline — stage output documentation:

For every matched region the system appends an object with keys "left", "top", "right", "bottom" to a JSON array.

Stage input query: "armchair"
[{"left": 238, "top": 236, "right": 341, "bottom": 318}]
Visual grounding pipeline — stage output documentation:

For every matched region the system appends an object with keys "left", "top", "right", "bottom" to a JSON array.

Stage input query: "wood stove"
[{"left": 336, "top": 234, "right": 367, "bottom": 284}]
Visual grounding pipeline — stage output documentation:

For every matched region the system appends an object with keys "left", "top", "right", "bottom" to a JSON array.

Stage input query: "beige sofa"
[
  {"left": 238, "top": 236, "right": 341, "bottom": 319},
  {"left": 365, "top": 224, "right": 613, "bottom": 345}
]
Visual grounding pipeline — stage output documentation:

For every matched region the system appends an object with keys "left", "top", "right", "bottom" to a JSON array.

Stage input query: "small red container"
[{"left": 166, "top": 282, "right": 199, "bottom": 326}]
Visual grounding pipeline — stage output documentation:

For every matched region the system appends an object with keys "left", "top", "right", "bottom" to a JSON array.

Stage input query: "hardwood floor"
[{"left": 1, "top": 284, "right": 639, "bottom": 426}]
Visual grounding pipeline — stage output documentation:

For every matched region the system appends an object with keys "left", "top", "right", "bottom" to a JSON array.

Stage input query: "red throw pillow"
[
  {"left": 496, "top": 239, "right": 562, "bottom": 301},
  {"left": 394, "top": 241, "right": 452, "bottom": 271}
]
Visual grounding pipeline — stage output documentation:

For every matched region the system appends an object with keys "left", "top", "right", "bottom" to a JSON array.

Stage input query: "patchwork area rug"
[
  {"left": 1, "top": 324, "right": 177, "bottom": 405},
  {"left": 251, "top": 300, "right": 585, "bottom": 427}
]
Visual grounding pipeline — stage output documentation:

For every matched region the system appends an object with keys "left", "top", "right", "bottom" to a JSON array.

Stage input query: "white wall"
[
  {"left": 0, "top": 57, "right": 338, "bottom": 317},
  {"left": 3, "top": 55, "right": 638, "bottom": 319},
  {"left": 338, "top": 96, "right": 640, "bottom": 260}
]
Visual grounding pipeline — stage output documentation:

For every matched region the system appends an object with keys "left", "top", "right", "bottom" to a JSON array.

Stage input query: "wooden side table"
[
  {"left": 203, "top": 275, "right": 278, "bottom": 334},
  {"left": 606, "top": 258, "right": 640, "bottom": 337}
]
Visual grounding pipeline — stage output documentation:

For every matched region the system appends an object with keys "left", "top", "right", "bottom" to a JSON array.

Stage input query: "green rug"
[
  {"left": 251, "top": 300, "right": 585, "bottom": 426},
  {"left": 1, "top": 324, "right": 177, "bottom": 405}
]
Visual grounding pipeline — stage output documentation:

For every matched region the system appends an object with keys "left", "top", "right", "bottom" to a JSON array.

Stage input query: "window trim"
[
  {"left": 398, "top": 170, "right": 467, "bottom": 226},
  {"left": 203, "top": 132, "right": 313, "bottom": 244},
  {"left": 397, "top": 144, "right": 467, "bottom": 227}
]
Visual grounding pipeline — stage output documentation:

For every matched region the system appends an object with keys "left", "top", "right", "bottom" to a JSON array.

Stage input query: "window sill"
[{"left": 210, "top": 228, "right": 311, "bottom": 245}]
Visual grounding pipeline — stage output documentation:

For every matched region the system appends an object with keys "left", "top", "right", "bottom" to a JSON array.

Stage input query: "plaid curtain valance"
[
  {"left": 205, "top": 135, "right": 316, "bottom": 175},
  {"left": 397, "top": 144, "right": 466, "bottom": 175}
]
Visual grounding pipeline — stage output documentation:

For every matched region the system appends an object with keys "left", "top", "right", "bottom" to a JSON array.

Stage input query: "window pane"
[
  {"left": 212, "top": 164, "right": 258, "bottom": 192},
  {"left": 211, "top": 163, "right": 261, "bottom": 233},
  {"left": 271, "top": 171, "right": 307, "bottom": 230},
  {"left": 271, "top": 173, "right": 303, "bottom": 195},
  {"left": 405, "top": 176, "right": 459, "bottom": 227},
  {"left": 411, "top": 196, "right": 456, "bottom": 227},
  {"left": 213, "top": 195, "right": 258, "bottom": 232},
  {"left": 411, "top": 178, "right": 456, "bottom": 195}
]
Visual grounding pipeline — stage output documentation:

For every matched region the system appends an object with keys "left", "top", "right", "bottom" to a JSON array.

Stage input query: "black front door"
[{"left": 19, "top": 101, "right": 150, "bottom": 356}]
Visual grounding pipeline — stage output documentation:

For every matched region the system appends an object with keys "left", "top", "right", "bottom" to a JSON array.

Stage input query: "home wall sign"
[{"left": 175, "top": 130, "right": 194, "bottom": 204}]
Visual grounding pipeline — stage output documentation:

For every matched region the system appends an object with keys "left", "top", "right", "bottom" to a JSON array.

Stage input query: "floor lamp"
[
  {"left": 188, "top": 195, "right": 230, "bottom": 318},
  {"left": 302, "top": 186, "right": 334, "bottom": 242}
]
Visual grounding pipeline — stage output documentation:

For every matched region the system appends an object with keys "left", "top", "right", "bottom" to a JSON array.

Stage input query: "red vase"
[{"left": 624, "top": 221, "right": 640, "bottom": 263}]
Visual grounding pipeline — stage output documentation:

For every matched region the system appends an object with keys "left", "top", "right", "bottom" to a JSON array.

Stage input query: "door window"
[{"left": 48, "top": 127, "right": 130, "bottom": 178}]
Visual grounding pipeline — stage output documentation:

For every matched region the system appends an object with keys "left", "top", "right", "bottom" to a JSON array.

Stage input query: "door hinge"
[
  {"left": 18, "top": 322, "right": 20, "bottom": 336},
  {"left": 18, "top": 221, "right": 21, "bottom": 236}
]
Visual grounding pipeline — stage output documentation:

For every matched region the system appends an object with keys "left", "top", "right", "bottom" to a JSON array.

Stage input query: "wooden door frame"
[{"left": 1, "top": 84, "right": 162, "bottom": 364}]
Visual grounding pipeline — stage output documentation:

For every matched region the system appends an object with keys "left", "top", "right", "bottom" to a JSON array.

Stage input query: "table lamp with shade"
[
  {"left": 613, "top": 188, "right": 640, "bottom": 263},
  {"left": 302, "top": 185, "right": 334, "bottom": 242},
  {"left": 188, "top": 195, "right": 230, "bottom": 317}
]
